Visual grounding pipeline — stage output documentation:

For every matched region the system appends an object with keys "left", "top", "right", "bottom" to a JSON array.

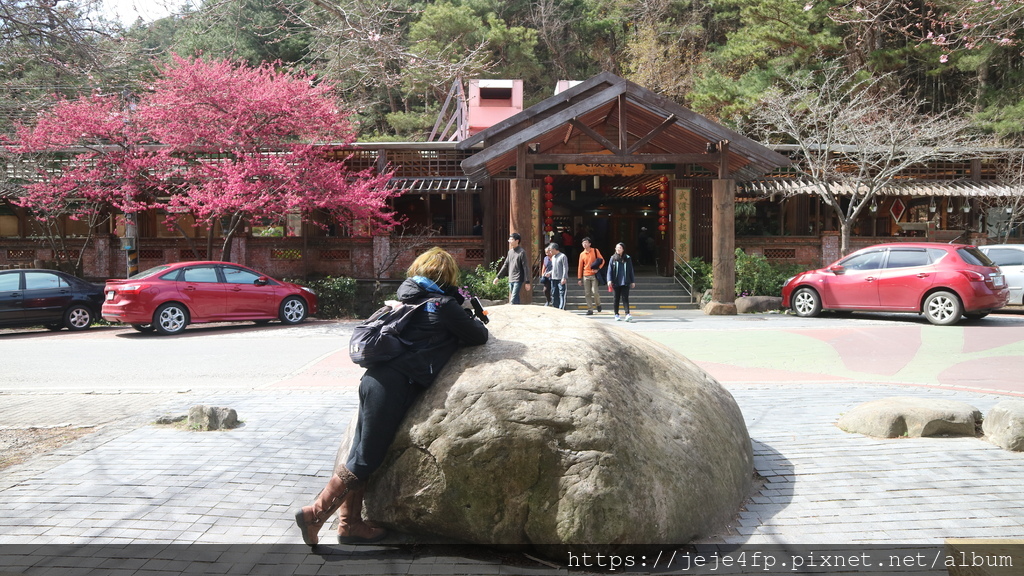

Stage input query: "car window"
[
  {"left": 181, "top": 266, "right": 221, "bottom": 283},
  {"left": 132, "top": 265, "right": 171, "bottom": 279},
  {"left": 24, "top": 272, "right": 70, "bottom": 290},
  {"left": 222, "top": 267, "right": 262, "bottom": 284},
  {"left": 958, "top": 247, "right": 995, "bottom": 267},
  {"left": 984, "top": 248, "right": 1024, "bottom": 266},
  {"left": 840, "top": 250, "right": 884, "bottom": 271},
  {"left": 0, "top": 272, "right": 20, "bottom": 291},
  {"left": 927, "top": 248, "right": 947, "bottom": 263},
  {"left": 884, "top": 249, "right": 931, "bottom": 269}
]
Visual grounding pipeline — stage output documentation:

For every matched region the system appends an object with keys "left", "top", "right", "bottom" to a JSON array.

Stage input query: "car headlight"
[
  {"left": 783, "top": 276, "right": 795, "bottom": 286},
  {"left": 301, "top": 286, "right": 316, "bottom": 295}
]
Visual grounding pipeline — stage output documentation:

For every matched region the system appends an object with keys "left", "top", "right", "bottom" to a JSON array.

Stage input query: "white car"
[{"left": 980, "top": 244, "right": 1024, "bottom": 305}]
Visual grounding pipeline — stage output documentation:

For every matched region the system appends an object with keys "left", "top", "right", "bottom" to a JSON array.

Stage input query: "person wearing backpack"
[{"left": 295, "top": 247, "right": 489, "bottom": 548}]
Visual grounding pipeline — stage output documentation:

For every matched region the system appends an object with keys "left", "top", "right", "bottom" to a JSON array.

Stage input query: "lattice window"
[
  {"left": 272, "top": 249, "right": 302, "bottom": 260},
  {"left": 763, "top": 248, "right": 796, "bottom": 260},
  {"left": 6, "top": 249, "right": 33, "bottom": 260},
  {"left": 53, "top": 250, "right": 81, "bottom": 261},
  {"left": 466, "top": 249, "right": 485, "bottom": 260},
  {"left": 139, "top": 249, "right": 164, "bottom": 259},
  {"left": 179, "top": 248, "right": 208, "bottom": 260},
  {"left": 319, "top": 249, "right": 350, "bottom": 261}
]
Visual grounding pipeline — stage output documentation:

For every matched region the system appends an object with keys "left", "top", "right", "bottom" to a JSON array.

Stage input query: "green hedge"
[
  {"left": 288, "top": 276, "right": 357, "bottom": 319},
  {"left": 460, "top": 261, "right": 510, "bottom": 301},
  {"left": 684, "top": 251, "right": 805, "bottom": 298}
]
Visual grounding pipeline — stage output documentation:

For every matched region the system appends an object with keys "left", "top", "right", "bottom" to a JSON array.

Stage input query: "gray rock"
[
  {"left": 155, "top": 414, "right": 186, "bottom": 425},
  {"left": 837, "top": 397, "right": 981, "bottom": 438},
  {"left": 337, "top": 305, "right": 752, "bottom": 548},
  {"left": 736, "top": 296, "right": 783, "bottom": 314},
  {"left": 984, "top": 400, "right": 1024, "bottom": 451},
  {"left": 187, "top": 405, "right": 238, "bottom": 431}
]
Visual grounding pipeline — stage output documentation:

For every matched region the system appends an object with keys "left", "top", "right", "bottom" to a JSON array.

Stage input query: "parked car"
[
  {"left": 781, "top": 243, "right": 1008, "bottom": 326},
  {"left": 102, "top": 261, "right": 318, "bottom": 335},
  {"left": 0, "top": 269, "right": 104, "bottom": 331},
  {"left": 978, "top": 244, "right": 1024, "bottom": 306}
]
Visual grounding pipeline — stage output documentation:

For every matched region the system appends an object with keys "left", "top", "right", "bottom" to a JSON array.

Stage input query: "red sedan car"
[
  {"left": 102, "top": 261, "right": 318, "bottom": 335},
  {"left": 781, "top": 243, "right": 1008, "bottom": 326}
]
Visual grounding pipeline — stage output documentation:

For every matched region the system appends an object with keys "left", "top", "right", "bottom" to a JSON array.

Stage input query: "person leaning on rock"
[{"left": 295, "top": 247, "right": 490, "bottom": 547}]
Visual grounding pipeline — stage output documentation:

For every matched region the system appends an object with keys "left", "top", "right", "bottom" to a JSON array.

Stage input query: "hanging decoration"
[
  {"left": 658, "top": 176, "right": 669, "bottom": 237},
  {"left": 544, "top": 175, "right": 555, "bottom": 233}
]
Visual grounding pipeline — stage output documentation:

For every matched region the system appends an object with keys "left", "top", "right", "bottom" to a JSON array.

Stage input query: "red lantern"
[
  {"left": 659, "top": 216, "right": 667, "bottom": 225},
  {"left": 545, "top": 193, "right": 554, "bottom": 202},
  {"left": 545, "top": 201, "right": 553, "bottom": 210},
  {"left": 658, "top": 224, "right": 667, "bottom": 232},
  {"left": 545, "top": 184, "right": 554, "bottom": 193},
  {"left": 544, "top": 175, "right": 554, "bottom": 184},
  {"left": 545, "top": 217, "right": 554, "bottom": 225}
]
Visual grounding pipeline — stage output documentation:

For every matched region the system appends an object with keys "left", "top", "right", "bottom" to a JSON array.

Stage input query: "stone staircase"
[{"left": 538, "top": 267, "right": 698, "bottom": 310}]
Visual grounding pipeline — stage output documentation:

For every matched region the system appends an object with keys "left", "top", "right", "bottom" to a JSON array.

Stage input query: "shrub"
[
  {"left": 290, "top": 276, "right": 357, "bottom": 319},
  {"left": 681, "top": 257, "right": 713, "bottom": 294},
  {"left": 460, "top": 260, "right": 508, "bottom": 301},
  {"left": 734, "top": 249, "right": 804, "bottom": 297}
]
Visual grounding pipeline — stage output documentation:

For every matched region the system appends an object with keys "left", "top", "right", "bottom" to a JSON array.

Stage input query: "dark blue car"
[{"left": 0, "top": 269, "right": 104, "bottom": 331}]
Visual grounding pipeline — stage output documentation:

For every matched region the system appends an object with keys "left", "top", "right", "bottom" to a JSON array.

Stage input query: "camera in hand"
[{"left": 470, "top": 296, "right": 489, "bottom": 324}]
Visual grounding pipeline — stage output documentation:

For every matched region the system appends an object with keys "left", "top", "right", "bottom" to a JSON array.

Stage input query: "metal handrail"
[{"left": 670, "top": 249, "right": 698, "bottom": 304}]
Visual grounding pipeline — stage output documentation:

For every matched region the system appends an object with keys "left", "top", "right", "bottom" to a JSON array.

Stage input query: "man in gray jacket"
[
  {"left": 493, "top": 232, "right": 532, "bottom": 304},
  {"left": 548, "top": 242, "right": 569, "bottom": 309}
]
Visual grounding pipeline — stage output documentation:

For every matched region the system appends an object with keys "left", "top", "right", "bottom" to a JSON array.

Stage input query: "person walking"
[
  {"left": 492, "top": 232, "right": 531, "bottom": 304},
  {"left": 607, "top": 242, "right": 636, "bottom": 322},
  {"left": 548, "top": 242, "right": 569, "bottom": 310},
  {"left": 576, "top": 237, "right": 604, "bottom": 315},
  {"left": 540, "top": 246, "right": 553, "bottom": 306},
  {"left": 295, "top": 248, "right": 489, "bottom": 547}
]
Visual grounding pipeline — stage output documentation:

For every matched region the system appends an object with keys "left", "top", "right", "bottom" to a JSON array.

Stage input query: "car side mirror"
[
  {"left": 255, "top": 277, "right": 269, "bottom": 286},
  {"left": 829, "top": 265, "right": 845, "bottom": 275}
]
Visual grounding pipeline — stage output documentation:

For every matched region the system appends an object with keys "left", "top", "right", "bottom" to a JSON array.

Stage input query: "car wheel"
[
  {"left": 279, "top": 296, "right": 307, "bottom": 324},
  {"left": 923, "top": 291, "right": 962, "bottom": 326},
  {"left": 791, "top": 287, "right": 822, "bottom": 317},
  {"left": 154, "top": 303, "right": 189, "bottom": 335},
  {"left": 131, "top": 324, "right": 155, "bottom": 333},
  {"left": 964, "top": 311, "right": 990, "bottom": 320},
  {"left": 64, "top": 305, "right": 94, "bottom": 331}
]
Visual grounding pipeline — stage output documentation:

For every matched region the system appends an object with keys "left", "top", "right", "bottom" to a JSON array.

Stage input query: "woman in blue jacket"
[
  {"left": 295, "top": 248, "right": 489, "bottom": 547},
  {"left": 607, "top": 242, "right": 636, "bottom": 322}
]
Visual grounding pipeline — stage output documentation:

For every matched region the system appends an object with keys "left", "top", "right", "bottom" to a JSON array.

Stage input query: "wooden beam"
[
  {"left": 569, "top": 119, "right": 622, "bottom": 155},
  {"left": 718, "top": 140, "right": 731, "bottom": 179},
  {"left": 626, "top": 114, "right": 677, "bottom": 154},
  {"left": 618, "top": 93, "right": 628, "bottom": 151},
  {"left": 529, "top": 153, "right": 721, "bottom": 165}
]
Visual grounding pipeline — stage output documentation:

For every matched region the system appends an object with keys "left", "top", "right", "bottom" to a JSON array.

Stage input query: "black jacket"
[{"left": 391, "top": 276, "right": 489, "bottom": 387}]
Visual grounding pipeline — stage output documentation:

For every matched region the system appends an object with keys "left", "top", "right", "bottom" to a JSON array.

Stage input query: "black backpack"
[{"left": 348, "top": 300, "right": 430, "bottom": 368}]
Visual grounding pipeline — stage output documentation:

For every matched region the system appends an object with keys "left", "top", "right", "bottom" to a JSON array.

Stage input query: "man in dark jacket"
[
  {"left": 296, "top": 248, "right": 488, "bottom": 548},
  {"left": 492, "top": 232, "right": 532, "bottom": 304}
]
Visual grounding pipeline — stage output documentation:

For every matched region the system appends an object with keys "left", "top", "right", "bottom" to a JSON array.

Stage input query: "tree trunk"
[{"left": 839, "top": 220, "right": 853, "bottom": 257}]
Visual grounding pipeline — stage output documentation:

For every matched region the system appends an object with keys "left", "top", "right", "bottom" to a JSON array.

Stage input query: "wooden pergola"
[{"left": 457, "top": 72, "right": 791, "bottom": 313}]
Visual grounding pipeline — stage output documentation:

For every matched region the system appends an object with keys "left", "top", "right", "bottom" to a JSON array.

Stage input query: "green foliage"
[
  {"left": 290, "top": 276, "right": 357, "bottom": 319},
  {"left": 734, "top": 249, "right": 804, "bottom": 297},
  {"left": 682, "top": 257, "right": 713, "bottom": 294},
  {"left": 460, "top": 260, "right": 508, "bottom": 301}
]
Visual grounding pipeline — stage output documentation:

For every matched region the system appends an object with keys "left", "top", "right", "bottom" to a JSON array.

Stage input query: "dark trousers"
[
  {"left": 613, "top": 285, "right": 631, "bottom": 315},
  {"left": 542, "top": 280, "right": 552, "bottom": 304},
  {"left": 345, "top": 365, "right": 421, "bottom": 480}
]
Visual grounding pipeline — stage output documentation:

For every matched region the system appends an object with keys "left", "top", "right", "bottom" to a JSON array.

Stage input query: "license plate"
[
  {"left": 992, "top": 275, "right": 1006, "bottom": 288},
  {"left": 106, "top": 290, "right": 115, "bottom": 301}
]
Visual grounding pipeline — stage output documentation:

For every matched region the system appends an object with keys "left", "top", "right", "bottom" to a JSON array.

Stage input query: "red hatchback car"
[
  {"left": 102, "top": 261, "right": 318, "bottom": 335},
  {"left": 781, "top": 243, "right": 1008, "bottom": 325}
]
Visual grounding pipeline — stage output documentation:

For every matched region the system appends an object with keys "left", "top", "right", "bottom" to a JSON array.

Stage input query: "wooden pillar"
[
  {"left": 510, "top": 178, "right": 534, "bottom": 303},
  {"left": 707, "top": 140, "right": 737, "bottom": 315}
]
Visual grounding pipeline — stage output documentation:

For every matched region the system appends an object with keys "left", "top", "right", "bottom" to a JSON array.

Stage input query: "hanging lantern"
[
  {"left": 544, "top": 175, "right": 554, "bottom": 184},
  {"left": 658, "top": 224, "right": 667, "bottom": 232},
  {"left": 545, "top": 201, "right": 554, "bottom": 210}
]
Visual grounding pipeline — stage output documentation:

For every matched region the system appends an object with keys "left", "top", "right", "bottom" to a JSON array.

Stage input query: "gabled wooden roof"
[{"left": 457, "top": 72, "right": 791, "bottom": 183}]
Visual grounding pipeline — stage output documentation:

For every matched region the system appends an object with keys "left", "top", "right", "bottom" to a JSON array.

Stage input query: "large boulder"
[
  {"left": 837, "top": 397, "right": 981, "bottom": 438},
  {"left": 735, "top": 296, "right": 783, "bottom": 314},
  {"left": 336, "top": 305, "right": 752, "bottom": 549},
  {"left": 984, "top": 400, "right": 1024, "bottom": 451}
]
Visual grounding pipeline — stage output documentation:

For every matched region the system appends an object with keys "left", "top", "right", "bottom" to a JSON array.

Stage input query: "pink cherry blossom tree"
[
  {"left": 136, "top": 55, "right": 397, "bottom": 262},
  {"left": 3, "top": 93, "right": 167, "bottom": 273}
]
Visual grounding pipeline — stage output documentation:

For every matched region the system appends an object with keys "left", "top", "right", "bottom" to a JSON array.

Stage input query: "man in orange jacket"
[{"left": 577, "top": 237, "right": 604, "bottom": 315}]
